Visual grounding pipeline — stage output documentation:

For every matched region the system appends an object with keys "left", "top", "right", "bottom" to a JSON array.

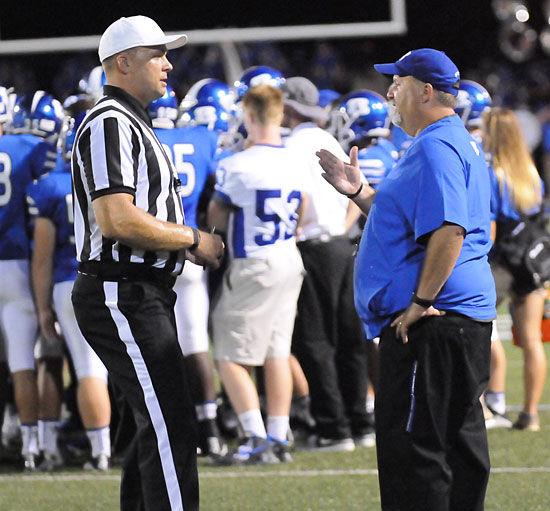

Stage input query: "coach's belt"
[{"left": 78, "top": 261, "right": 176, "bottom": 289}]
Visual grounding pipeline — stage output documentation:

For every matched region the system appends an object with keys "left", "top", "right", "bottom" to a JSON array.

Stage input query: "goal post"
[{"left": 0, "top": 0, "right": 407, "bottom": 55}]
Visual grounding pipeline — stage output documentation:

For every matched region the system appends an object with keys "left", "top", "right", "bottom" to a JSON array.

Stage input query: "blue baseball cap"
[{"left": 374, "top": 49, "right": 460, "bottom": 96}]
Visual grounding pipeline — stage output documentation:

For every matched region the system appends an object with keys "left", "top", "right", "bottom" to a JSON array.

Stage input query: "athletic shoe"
[
  {"left": 216, "top": 396, "right": 241, "bottom": 439},
  {"left": 307, "top": 436, "right": 355, "bottom": 452},
  {"left": 2, "top": 404, "right": 21, "bottom": 452},
  {"left": 512, "top": 412, "right": 541, "bottom": 432},
  {"left": 202, "top": 436, "right": 228, "bottom": 461},
  {"left": 485, "top": 412, "right": 513, "bottom": 429},
  {"left": 39, "top": 450, "right": 64, "bottom": 472},
  {"left": 198, "top": 419, "right": 227, "bottom": 458},
  {"left": 83, "top": 453, "right": 110, "bottom": 471},
  {"left": 267, "top": 436, "right": 293, "bottom": 463},
  {"left": 213, "top": 436, "right": 280, "bottom": 466},
  {"left": 23, "top": 453, "right": 37, "bottom": 473},
  {"left": 353, "top": 432, "right": 376, "bottom": 448}
]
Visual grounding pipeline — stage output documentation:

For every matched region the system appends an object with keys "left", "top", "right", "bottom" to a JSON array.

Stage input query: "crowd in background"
[{"left": 1, "top": 39, "right": 549, "bottom": 175}]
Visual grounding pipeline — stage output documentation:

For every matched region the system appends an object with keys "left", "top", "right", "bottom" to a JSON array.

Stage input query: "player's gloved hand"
[{"left": 187, "top": 230, "right": 225, "bottom": 269}]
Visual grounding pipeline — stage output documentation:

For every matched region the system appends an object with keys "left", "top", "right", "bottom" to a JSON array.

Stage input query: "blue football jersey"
[
  {"left": 357, "top": 138, "right": 399, "bottom": 190},
  {"left": 27, "top": 159, "right": 77, "bottom": 284},
  {"left": 390, "top": 125, "right": 415, "bottom": 158},
  {"left": 0, "top": 134, "right": 56, "bottom": 260},
  {"left": 154, "top": 125, "right": 219, "bottom": 228}
]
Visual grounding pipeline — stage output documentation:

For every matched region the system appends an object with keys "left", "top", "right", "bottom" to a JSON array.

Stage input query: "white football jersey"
[{"left": 215, "top": 144, "right": 307, "bottom": 258}]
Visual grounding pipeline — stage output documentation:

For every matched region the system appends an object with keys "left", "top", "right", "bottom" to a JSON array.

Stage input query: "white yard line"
[{"left": 1, "top": 466, "right": 550, "bottom": 482}]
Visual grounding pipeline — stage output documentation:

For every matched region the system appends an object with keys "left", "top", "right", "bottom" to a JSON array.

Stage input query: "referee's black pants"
[
  {"left": 292, "top": 237, "right": 369, "bottom": 439},
  {"left": 72, "top": 274, "right": 199, "bottom": 511},
  {"left": 376, "top": 314, "right": 491, "bottom": 511}
]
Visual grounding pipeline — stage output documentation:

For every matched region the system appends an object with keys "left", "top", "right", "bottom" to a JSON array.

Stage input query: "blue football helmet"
[
  {"left": 78, "top": 66, "right": 107, "bottom": 100},
  {"left": 11, "top": 91, "right": 64, "bottom": 138},
  {"left": 59, "top": 110, "right": 87, "bottom": 162},
  {"left": 330, "top": 90, "right": 390, "bottom": 151},
  {"left": 318, "top": 89, "right": 340, "bottom": 108},
  {"left": 0, "top": 86, "right": 11, "bottom": 128},
  {"left": 179, "top": 79, "right": 235, "bottom": 114},
  {"left": 149, "top": 86, "right": 179, "bottom": 129},
  {"left": 58, "top": 94, "right": 93, "bottom": 161},
  {"left": 178, "top": 103, "right": 231, "bottom": 132},
  {"left": 455, "top": 80, "right": 492, "bottom": 129},
  {"left": 11, "top": 95, "right": 26, "bottom": 132},
  {"left": 233, "top": 66, "right": 285, "bottom": 101}
]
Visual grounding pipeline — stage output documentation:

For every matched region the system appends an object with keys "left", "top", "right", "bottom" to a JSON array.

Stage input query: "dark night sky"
[{"left": 0, "top": 2, "right": 392, "bottom": 38}]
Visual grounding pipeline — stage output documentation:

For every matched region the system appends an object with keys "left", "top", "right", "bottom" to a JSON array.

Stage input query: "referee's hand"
[{"left": 188, "top": 231, "right": 225, "bottom": 269}]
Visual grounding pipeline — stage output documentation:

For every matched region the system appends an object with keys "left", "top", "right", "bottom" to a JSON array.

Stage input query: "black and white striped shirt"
[{"left": 71, "top": 85, "right": 185, "bottom": 275}]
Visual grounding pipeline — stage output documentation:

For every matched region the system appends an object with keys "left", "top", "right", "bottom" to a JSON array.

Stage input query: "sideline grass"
[{"left": 0, "top": 341, "right": 548, "bottom": 511}]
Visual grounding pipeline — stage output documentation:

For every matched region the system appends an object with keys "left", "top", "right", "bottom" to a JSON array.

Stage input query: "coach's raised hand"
[
  {"left": 316, "top": 146, "right": 375, "bottom": 213},
  {"left": 316, "top": 145, "right": 361, "bottom": 195}
]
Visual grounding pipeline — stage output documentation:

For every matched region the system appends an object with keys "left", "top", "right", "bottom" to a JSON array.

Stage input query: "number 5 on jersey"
[{"left": 255, "top": 189, "right": 301, "bottom": 246}]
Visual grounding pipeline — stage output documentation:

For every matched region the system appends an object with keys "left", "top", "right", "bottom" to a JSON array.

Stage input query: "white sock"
[
  {"left": 204, "top": 401, "right": 217, "bottom": 420},
  {"left": 195, "top": 405, "right": 205, "bottom": 421},
  {"left": 267, "top": 415, "right": 289, "bottom": 443},
  {"left": 485, "top": 391, "right": 506, "bottom": 416},
  {"left": 366, "top": 395, "right": 375, "bottom": 414},
  {"left": 21, "top": 424, "right": 39, "bottom": 456},
  {"left": 196, "top": 401, "right": 218, "bottom": 422},
  {"left": 86, "top": 426, "right": 111, "bottom": 458},
  {"left": 38, "top": 419, "right": 59, "bottom": 455},
  {"left": 238, "top": 409, "right": 266, "bottom": 439}
]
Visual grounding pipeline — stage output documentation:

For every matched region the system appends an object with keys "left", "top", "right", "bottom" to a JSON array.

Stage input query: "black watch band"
[
  {"left": 411, "top": 292, "right": 435, "bottom": 308},
  {"left": 188, "top": 228, "right": 200, "bottom": 252},
  {"left": 346, "top": 183, "right": 363, "bottom": 199}
]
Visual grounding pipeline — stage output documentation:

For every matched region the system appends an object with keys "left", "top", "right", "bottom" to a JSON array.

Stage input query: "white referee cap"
[{"left": 98, "top": 15, "right": 188, "bottom": 63}]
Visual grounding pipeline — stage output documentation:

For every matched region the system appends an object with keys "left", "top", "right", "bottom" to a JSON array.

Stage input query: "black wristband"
[
  {"left": 346, "top": 183, "right": 363, "bottom": 199},
  {"left": 188, "top": 228, "right": 200, "bottom": 252},
  {"left": 411, "top": 292, "right": 435, "bottom": 308}
]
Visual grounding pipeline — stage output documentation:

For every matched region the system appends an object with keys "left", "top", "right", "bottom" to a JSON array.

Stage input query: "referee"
[{"left": 71, "top": 16, "right": 224, "bottom": 511}]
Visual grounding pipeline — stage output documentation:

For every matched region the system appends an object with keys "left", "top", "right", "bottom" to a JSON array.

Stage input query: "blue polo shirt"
[{"left": 355, "top": 115, "right": 496, "bottom": 338}]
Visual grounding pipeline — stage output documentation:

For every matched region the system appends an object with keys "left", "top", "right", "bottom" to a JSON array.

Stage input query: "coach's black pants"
[
  {"left": 72, "top": 274, "right": 198, "bottom": 511},
  {"left": 292, "top": 237, "right": 369, "bottom": 439},
  {"left": 376, "top": 314, "right": 491, "bottom": 511}
]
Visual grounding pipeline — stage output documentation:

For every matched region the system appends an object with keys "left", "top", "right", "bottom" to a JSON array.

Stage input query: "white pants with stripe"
[
  {"left": 0, "top": 260, "right": 38, "bottom": 372},
  {"left": 173, "top": 262, "right": 209, "bottom": 356}
]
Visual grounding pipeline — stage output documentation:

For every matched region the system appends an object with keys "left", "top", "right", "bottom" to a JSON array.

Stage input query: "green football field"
[{"left": 0, "top": 339, "right": 549, "bottom": 511}]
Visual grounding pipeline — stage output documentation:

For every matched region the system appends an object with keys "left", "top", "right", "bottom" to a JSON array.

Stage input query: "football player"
[
  {"left": 150, "top": 84, "right": 227, "bottom": 458},
  {"left": 28, "top": 95, "right": 112, "bottom": 470},
  {"left": 0, "top": 91, "right": 60, "bottom": 471},
  {"left": 219, "top": 66, "right": 285, "bottom": 152},
  {"left": 208, "top": 84, "right": 307, "bottom": 464}
]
